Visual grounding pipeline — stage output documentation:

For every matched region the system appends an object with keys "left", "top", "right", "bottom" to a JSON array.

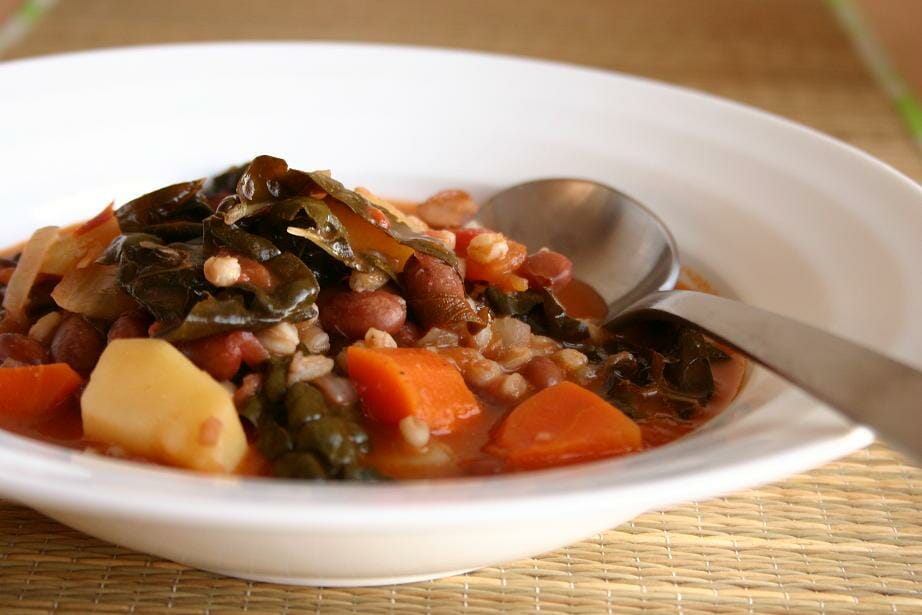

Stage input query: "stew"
[{"left": 0, "top": 156, "right": 745, "bottom": 480}]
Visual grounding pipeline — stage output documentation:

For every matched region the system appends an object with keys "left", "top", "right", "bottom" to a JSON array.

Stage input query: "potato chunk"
[{"left": 82, "top": 338, "right": 247, "bottom": 473}]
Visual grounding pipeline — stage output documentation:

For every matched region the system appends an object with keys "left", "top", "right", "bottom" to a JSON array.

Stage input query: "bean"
[
  {"left": 320, "top": 290, "right": 406, "bottom": 340},
  {"left": 312, "top": 374, "right": 359, "bottom": 408},
  {"left": 416, "top": 190, "right": 479, "bottom": 229},
  {"left": 404, "top": 254, "right": 465, "bottom": 301},
  {"left": 50, "top": 314, "right": 105, "bottom": 376},
  {"left": 521, "top": 356, "right": 565, "bottom": 390},
  {"left": 0, "top": 333, "right": 48, "bottom": 365},
  {"left": 107, "top": 310, "right": 152, "bottom": 342},
  {"left": 178, "top": 333, "right": 241, "bottom": 381},
  {"left": 519, "top": 249, "right": 573, "bottom": 291},
  {"left": 392, "top": 321, "right": 421, "bottom": 347},
  {"left": 236, "top": 331, "right": 270, "bottom": 366},
  {"left": 403, "top": 254, "right": 473, "bottom": 328},
  {"left": 177, "top": 331, "right": 268, "bottom": 381}
]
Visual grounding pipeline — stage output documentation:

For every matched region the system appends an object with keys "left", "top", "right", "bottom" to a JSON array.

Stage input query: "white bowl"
[{"left": 0, "top": 43, "right": 919, "bottom": 586}]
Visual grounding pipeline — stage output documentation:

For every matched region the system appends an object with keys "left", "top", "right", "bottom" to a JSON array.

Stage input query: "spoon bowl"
[{"left": 479, "top": 179, "right": 679, "bottom": 318}]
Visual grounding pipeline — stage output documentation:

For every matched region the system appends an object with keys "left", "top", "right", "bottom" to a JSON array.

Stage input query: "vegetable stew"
[{"left": 0, "top": 156, "right": 745, "bottom": 480}]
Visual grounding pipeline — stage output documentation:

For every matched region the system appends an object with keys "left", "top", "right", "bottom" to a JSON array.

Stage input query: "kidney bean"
[
  {"left": 403, "top": 254, "right": 474, "bottom": 329},
  {"left": 520, "top": 356, "right": 565, "bottom": 390},
  {"left": 416, "top": 190, "right": 479, "bottom": 229},
  {"left": 0, "top": 333, "right": 48, "bottom": 365},
  {"left": 50, "top": 314, "right": 105, "bottom": 376},
  {"left": 519, "top": 249, "right": 573, "bottom": 291},
  {"left": 404, "top": 254, "right": 465, "bottom": 299},
  {"left": 178, "top": 331, "right": 269, "bottom": 382},
  {"left": 392, "top": 321, "right": 422, "bottom": 347},
  {"left": 107, "top": 310, "right": 153, "bottom": 342},
  {"left": 319, "top": 290, "right": 406, "bottom": 340}
]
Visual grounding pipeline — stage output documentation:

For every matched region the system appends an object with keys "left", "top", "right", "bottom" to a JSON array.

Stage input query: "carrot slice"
[
  {"left": 491, "top": 381, "right": 642, "bottom": 470},
  {"left": 346, "top": 346, "right": 480, "bottom": 433},
  {"left": 0, "top": 363, "right": 83, "bottom": 417}
]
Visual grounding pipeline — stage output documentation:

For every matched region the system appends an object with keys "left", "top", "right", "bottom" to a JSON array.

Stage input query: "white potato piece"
[{"left": 82, "top": 338, "right": 248, "bottom": 473}]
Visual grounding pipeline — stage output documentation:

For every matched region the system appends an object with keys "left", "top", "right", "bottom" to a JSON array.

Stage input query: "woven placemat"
[
  {"left": 0, "top": 444, "right": 918, "bottom": 614},
  {"left": 2, "top": 0, "right": 921, "bottom": 613}
]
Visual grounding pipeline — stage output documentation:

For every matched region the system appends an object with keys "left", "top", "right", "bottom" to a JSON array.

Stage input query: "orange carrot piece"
[
  {"left": 347, "top": 346, "right": 480, "bottom": 433},
  {"left": 491, "top": 381, "right": 642, "bottom": 470},
  {"left": 0, "top": 363, "right": 83, "bottom": 417},
  {"left": 464, "top": 238, "right": 529, "bottom": 292},
  {"left": 328, "top": 201, "right": 416, "bottom": 272}
]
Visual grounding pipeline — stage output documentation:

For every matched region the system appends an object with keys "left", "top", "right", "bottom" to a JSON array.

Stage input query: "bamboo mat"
[{"left": 2, "top": 1, "right": 922, "bottom": 613}]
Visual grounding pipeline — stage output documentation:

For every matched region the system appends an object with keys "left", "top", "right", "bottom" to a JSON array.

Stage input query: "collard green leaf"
[
  {"left": 205, "top": 217, "right": 282, "bottom": 262},
  {"left": 600, "top": 323, "right": 720, "bottom": 416},
  {"left": 485, "top": 287, "right": 543, "bottom": 316},
  {"left": 105, "top": 232, "right": 319, "bottom": 342},
  {"left": 236, "top": 155, "right": 314, "bottom": 203},
  {"left": 104, "top": 233, "right": 208, "bottom": 325},
  {"left": 661, "top": 327, "right": 716, "bottom": 403},
  {"left": 486, "top": 287, "right": 588, "bottom": 343},
  {"left": 236, "top": 155, "right": 290, "bottom": 203},
  {"left": 281, "top": 197, "right": 370, "bottom": 271},
  {"left": 307, "top": 171, "right": 459, "bottom": 269},
  {"left": 205, "top": 164, "right": 247, "bottom": 199},
  {"left": 157, "top": 253, "right": 320, "bottom": 341},
  {"left": 115, "top": 179, "right": 212, "bottom": 240},
  {"left": 227, "top": 156, "right": 458, "bottom": 272},
  {"left": 540, "top": 289, "right": 589, "bottom": 342}
]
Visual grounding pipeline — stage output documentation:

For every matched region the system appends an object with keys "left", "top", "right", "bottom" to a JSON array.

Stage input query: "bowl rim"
[{"left": 0, "top": 41, "right": 912, "bottom": 526}]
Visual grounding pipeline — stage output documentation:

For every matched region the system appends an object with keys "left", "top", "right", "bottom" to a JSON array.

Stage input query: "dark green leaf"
[
  {"left": 282, "top": 196, "right": 370, "bottom": 271},
  {"left": 285, "top": 382, "right": 327, "bottom": 426},
  {"left": 157, "top": 253, "right": 319, "bottom": 341},
  {"left": 485, "top": 287, "right": 543, "bottom": 316},
  {"left": 204, "top": 217, "right": 281, "bottom": 262},
  {"left": 255, "top": 418, "right": 293, "bottom": 461},
  {"left": 661, "top": 328, "right": 716, "bottom": 403},
  {"left": 103, "top": 233, "right": 208, "bottom": 325},
  {"left": 307, "top": 171, "right": 459, "bottom": 269},
  {"left": 205, "top": 163, "right": 247, "bottom": 199},
  {"left": 115, "top": 179, "right": 212, "bottom": 240},
  {"left": 271, "top": 452, "right": 328, "bottom": 480},
  {"left": 486, "top": 287, "right": 588, "bottom": 343}
]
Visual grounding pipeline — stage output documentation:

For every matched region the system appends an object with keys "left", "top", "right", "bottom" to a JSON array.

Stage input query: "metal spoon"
[{"left": 480, "top": 178, "right": 922, "bottom": 461}]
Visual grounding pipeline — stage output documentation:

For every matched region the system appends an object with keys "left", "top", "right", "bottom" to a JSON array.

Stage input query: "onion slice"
[{"left": 2, "top": 226, "right": 59, "bottom": 327}]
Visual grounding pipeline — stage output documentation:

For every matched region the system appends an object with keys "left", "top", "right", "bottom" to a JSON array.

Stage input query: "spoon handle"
[{"left": 609, "top": 290, "right": 922, "bottom": 462}]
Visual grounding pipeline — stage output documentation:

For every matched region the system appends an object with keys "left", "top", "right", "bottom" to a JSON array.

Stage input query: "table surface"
[{"left": 2, "top": 1, "right": 921, "bottom": 613}]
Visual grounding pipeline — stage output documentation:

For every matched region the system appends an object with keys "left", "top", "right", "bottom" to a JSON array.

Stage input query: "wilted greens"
[{"left": 103, "top": 156, "right": 459, "bottom": 342}]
